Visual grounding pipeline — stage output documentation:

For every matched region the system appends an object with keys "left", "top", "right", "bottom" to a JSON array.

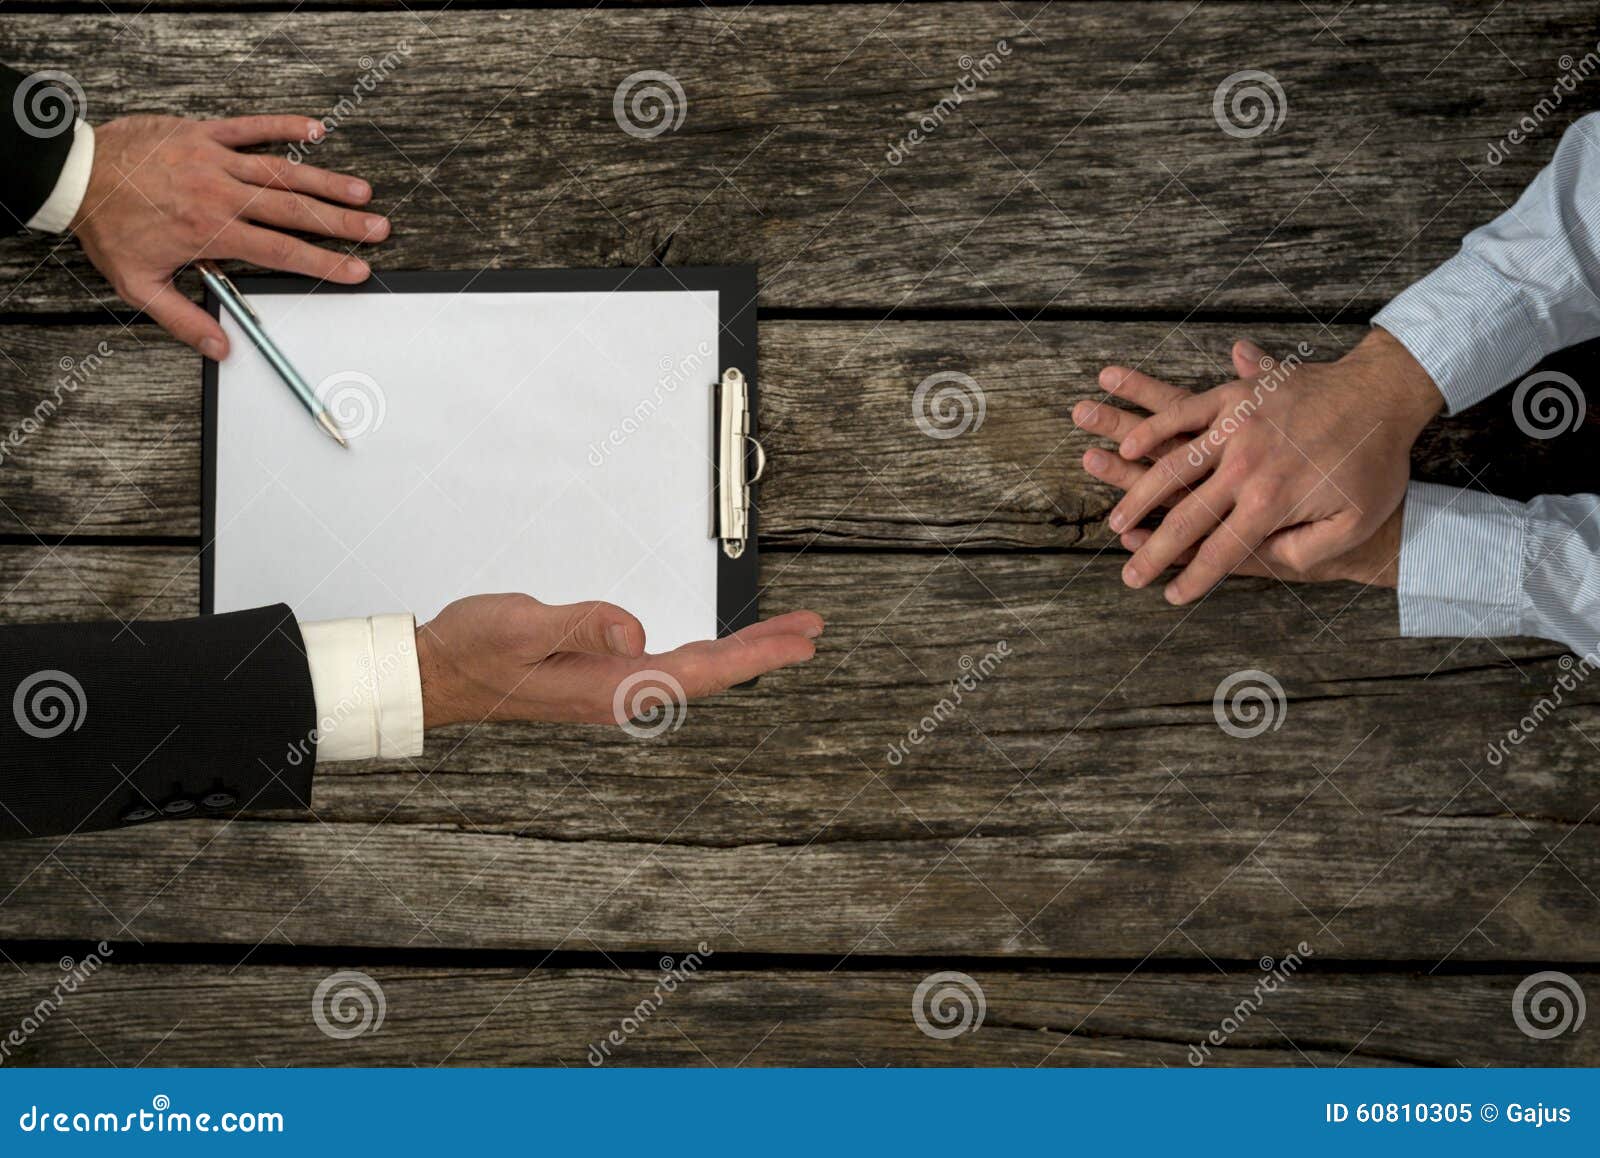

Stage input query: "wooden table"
[{"left": 1, "top": 1, "right": 1598, "bottom": 1066}]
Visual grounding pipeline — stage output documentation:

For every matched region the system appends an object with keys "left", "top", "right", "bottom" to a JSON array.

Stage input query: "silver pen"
[{"left": 196, "top": 261, "right": 348, "bottom": 448}]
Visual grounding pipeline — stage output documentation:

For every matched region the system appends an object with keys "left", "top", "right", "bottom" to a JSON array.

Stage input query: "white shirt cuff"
[
  {"left": 25, "top": 119, "right": 94, "bottom": 234},
  {"left": 1396, "top": 480, "right": 1527, "bottom": 640},
  {"left": 299, "top": 613, "right": 425, "bottom": 763}
]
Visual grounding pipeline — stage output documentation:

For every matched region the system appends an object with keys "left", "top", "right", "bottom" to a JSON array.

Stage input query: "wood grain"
[
  {"left": 2, "top": 321, "right": 1595, "bottom": 543},
  {"left": 0, "top": 962, "right": 1592, "bottom": 1066},
  {"left": 1, "top": 3, "right": 1594, "bottom": 314},
  {"left": 1, "top": 545, "right": 1597, "bottom": 959}
]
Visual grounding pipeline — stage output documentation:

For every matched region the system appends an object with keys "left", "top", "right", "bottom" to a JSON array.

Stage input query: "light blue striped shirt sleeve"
[
  {"left": 1401, "top": 482, "right": 1600, "bottom": 659},
  {"left": 1374, "top": 112, "right": 1600, "bottom": 415},
  {"left": 1378, "top": 112, "right": 1600, "bottom": 654}
]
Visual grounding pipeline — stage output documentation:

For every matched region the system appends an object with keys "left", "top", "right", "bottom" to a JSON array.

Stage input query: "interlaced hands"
[{"left": 1073, "top": 331, "right": 1441, "bottom": 597}]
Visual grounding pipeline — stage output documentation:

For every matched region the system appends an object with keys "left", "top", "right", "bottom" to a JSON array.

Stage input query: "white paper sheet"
[{"left": 212, "top": 288, "right": 723, "bottom": 652}]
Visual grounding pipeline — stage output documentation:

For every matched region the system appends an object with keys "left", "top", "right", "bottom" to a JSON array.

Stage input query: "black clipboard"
[{"left": 200, "top": 266, "right": 762, "bottom": 640}]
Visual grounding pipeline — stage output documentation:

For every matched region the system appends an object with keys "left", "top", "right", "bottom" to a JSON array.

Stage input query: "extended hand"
[
  {"left": 1075, "top": 330, "right": 1439, "bottom": 603},
  {"left": 1074, "top": 358, "right": 1404, "bottom": 590},
  {"left": 70, "top": 114, "right": 388, "bottom": 358},
  {"left": 415, "top": 593, "right": 825, "bottom": 729}
]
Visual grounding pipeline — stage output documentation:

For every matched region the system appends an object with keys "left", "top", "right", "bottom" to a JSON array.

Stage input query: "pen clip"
[{"left": 198, "top": 261, "right": 258, "bottom": 324}]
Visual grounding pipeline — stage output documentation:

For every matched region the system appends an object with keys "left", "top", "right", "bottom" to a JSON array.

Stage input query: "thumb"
[
  {"left": 132, "top": 279, "right": 229, "bottom": 360},
  {"left": 1231, "top": 338, "right": 1273, "bottom": 380},
  {"left": 544, "top": 600, "right": 645, "bottom": 658}
]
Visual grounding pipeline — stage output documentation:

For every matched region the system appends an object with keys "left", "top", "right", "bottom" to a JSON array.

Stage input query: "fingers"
[
  {"left": 1098, "top": 365, "right": 1189, "bottom": 411},
  {"left": 238, "top": 186, "right": 389, "bottom": 244},
  {"left": 126, "top": 279, "right": 228, "bottom": 359},
  {"left": 720, "top": 609, "right": 825, "bottom": 644},
  {"left": 219, "top": 222, "right": 370, "bottom": 282},
  {"left": 1082, "top": 446, "right": 1149, "bottom": 493},
  {"left": 654, "top": 615, "right": 822, "bottom": 698},
  {"left": 1117, "top": 391, "right": 1222, "bottom": 460},
  {"left": 1121, "top": 479, "right": 1231, "bottom": 590},
  {"left": 1232, "top": 338, "right": 1272, "bottom": 380},
  {"left": 1107, "top": 442, "right": 1208, "bottom": 534},
  {"left": 1074, "top": 400, "right": 1189, "bottom": 461},
  {"left": 546, "top": 600, "right": 646, "bottom": 658},
  {"left": 207, "top": 115, "right": 325, "bottom": 148},
  {"left": 226, "top": 152, "right": 373, "bottom": 207},
  {"left": 1159, "top": 497, "right": 1288, "bottom": 604}
]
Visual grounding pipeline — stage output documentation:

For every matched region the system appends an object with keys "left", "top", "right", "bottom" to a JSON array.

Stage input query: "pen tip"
[{"left": 318, "top": 411, "right": 350, "bottom": 448}]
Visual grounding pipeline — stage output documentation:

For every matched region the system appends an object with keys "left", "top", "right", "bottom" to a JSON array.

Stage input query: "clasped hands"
[{"left": 1074, "top": 328, "right": 1445, "bottom": 600}]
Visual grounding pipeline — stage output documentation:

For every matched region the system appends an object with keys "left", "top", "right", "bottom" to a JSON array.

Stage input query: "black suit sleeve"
[
  {"left": 1, "top": 63, "right": 80, "bottom": 232},
  {"left": 0, "top": 604, "right": 317, "bottom": 840}
]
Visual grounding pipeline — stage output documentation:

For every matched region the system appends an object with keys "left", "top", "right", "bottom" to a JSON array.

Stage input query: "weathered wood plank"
[
  {"left": 1, "top": 321, "right": 1594, "bottom": 542},
  {"left": 0, "top": 962, "right": 1591, "bottom": 1066},
  {"left": 1, "top": 546, "right": 1598, "bottom": 958},
  {"left": 0, "top": 3, "right": 1588, "bottom": 313}
]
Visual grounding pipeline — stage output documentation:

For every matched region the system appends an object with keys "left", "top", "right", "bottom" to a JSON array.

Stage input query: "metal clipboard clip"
[{"left": 715, "top": 366, "right": 765, "bottom": 559}]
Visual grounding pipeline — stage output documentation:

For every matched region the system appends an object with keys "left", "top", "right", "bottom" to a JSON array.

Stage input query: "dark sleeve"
[
  {"left": 0, "top": 604, "right": 317, "bottom": 840},
  {"left": 1, "top": 63, "right": 79, "bottom": 232}
]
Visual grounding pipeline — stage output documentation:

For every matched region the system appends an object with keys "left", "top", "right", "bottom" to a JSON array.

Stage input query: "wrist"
[
  {"left": 1343, "top": 327, "right": 1445, "bottom": 440},
  {"left": 415, "top": 625, "right": 458, "bottom": 729}
]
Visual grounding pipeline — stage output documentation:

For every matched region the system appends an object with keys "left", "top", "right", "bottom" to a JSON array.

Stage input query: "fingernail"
[
  {"left": 1117, "top": 438, "right": 1137, "bottom": 458},
  {"left": 1085, "top": 449, "right": 1107, "bottom": 471},
  {"left": 1163, "top": 583, "right": 1182, "bottom": 604},
  {"left": 606, "top": 624, "right": 631, "bottom": 656},
  {"left": 1072, "top": 402, "right": 1091, "bottom": 425},
  {"left": 804, "top": 623, "right": 823, "bottom": 640},
  {"left": 307, "top": 121, "right": 324, "bottom": 141},
  {"left": 1122, "top": 561, "right": 1142, "bottom": 587},
  {"left": 1108, "top": 509, "right": 1126, "bottom": 532},
  {"left": 348, "top": 258, "right": 370, "bottom": 277},
  {"left": 201, "top": 338, "right": 224, "bottom": 360},
  {"left": 368, "top": 215, "right": 389, "bottom": 238},
  {"left": 348, "top": 180, "right": 370, "bottom": 201}
]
